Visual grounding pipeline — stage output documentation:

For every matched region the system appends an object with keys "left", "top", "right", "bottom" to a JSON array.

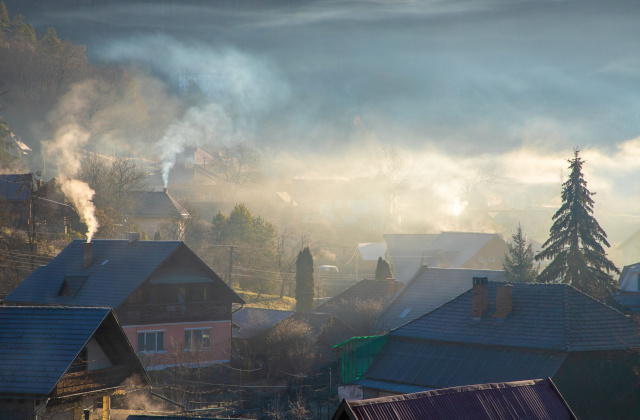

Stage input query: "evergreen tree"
[
  {"left": 374, "top": 257, "right": 393, "bottom": 281},
  {"left": 535, "top": 149, "right": 619, "bottom": 299},
  {"left": 0, "top": 2, "right": 9, "bottom": 34},
  {"left": 503, "top": 223, "right": 538, "bottom": 283},
  {"left": 154, "top": 231, "right": 161, "bottom": 241},
  {"left": 295, "top": 247, "right": 314, "bottom": 312}
]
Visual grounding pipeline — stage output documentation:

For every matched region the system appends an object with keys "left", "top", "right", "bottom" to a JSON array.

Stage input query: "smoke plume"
[{"left": 43, "top": 86, "right": 100, "bottom": 242}]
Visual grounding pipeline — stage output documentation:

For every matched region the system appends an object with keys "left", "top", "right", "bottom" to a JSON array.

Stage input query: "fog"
[{"left": 8, "top": 0, "right": 640, "bottom": 246}]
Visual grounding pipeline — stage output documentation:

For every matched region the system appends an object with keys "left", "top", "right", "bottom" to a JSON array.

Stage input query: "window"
[
  {"left": 488, "top": 256, "right": 495, "bottom": 263},
  {"left": 478, "top": 257, "right": 484, "bottom": 263},
  {"left": 137, "top": 331, "right": 164, "bottom": 352},
  {"left": 184, "top": 328, "right": 211, "bottom": 350}
]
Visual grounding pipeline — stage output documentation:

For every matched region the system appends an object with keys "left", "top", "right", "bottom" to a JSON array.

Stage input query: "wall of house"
[
  {"left": 124, "top": 320, "right": 231, "bottom": 370},
  {"left": 464, "top": 236, "right": 508, "bottom": 270},
  {"left": 552, "top": 350, "right": 640, "bottom": 420}
]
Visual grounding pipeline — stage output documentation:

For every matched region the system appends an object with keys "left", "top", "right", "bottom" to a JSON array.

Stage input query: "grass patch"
[{"left": 235, "top": 290, "right": 296, "bottom": 311}]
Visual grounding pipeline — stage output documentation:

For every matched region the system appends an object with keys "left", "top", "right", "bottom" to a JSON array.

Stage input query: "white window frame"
[
  {"left": 184, "top": 328, "right": 212, "bottom": 351},
  {"left": 137, "top": 330, "right": 166, "bottom": 353}
]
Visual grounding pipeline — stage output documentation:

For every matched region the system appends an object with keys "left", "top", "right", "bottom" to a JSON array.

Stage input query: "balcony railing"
[
  {"left": 116, "top": 301, "right": 229, "bottom": 325},
  {"left": 54, "top": 365, "right": 131, "bottom": 398}
]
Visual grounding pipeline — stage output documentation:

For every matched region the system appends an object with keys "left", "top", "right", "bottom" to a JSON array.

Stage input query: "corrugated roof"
[
  {"left": 335, "top": 378, "right": 577, "bottom": 420},
  {"left": 614, "top": 291, "right": 640, "bottom": 312},
  {"left": 131, "top": 190, "right": 189, "bottom": 218},
  {"left": 391, "top": 282, "right": 640, "bottom": 352},
  {"left": 0, "top": 306, "right": 110, "bottom": 397},
  {"left": 5, "top": 239, "right": 244, "bottom": 308},
  {"left": 232, "top": 307, "right": 294, "bottom": 339},
  {"left": 375, "top": 268, "right": 505, "bottom": 332},
  {"left": 363, "top": 340, "right": 565, "bottom": 389}
]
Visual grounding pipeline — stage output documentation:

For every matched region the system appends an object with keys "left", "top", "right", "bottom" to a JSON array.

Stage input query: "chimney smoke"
[
  {"left": 83, "top": 242, "right": 93, "bottom": 269},
  {"left": 472, "top": 276, "right": 488, "bottom": 320}
]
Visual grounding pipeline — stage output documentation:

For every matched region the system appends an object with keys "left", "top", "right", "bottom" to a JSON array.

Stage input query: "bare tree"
[{"left": 217, "top": 142, "right": 263, "bottom": 199}]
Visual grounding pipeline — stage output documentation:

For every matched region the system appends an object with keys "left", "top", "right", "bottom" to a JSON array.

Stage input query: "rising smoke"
[{"left": 43, "top": 84, "right": 100, "bottom": 242}]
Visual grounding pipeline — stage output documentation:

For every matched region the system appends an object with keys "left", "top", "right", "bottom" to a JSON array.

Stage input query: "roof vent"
[{"left": 128, "top": 232, "right": 140, "bottom": 244}]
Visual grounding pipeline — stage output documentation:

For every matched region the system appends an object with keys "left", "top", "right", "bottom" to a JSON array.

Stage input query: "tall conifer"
[
  {"left": 375, "top": 257, "right": 393, "bottom": 281},
  {"left": 535, "top": 149, "right": 619, "bottom": 298},
  {"left": 503, "top": 223, "right": 538, "bottom": 283},
  {"left": 295, "top": 247, "right": 314, "bottom": 312}
]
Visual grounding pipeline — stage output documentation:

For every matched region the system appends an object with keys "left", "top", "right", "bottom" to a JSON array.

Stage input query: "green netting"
[{"left": 333, "top": 335, "right": 388, "bottom": 384}]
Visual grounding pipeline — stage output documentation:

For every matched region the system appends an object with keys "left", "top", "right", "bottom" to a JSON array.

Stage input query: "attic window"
[
  {"left": 399, "top": 308, "right": 412, "bottom": 319},
  {"left": 58, "top": 276, "right": 88, "bottom": 297}
]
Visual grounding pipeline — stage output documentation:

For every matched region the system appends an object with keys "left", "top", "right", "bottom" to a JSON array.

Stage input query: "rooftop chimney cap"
[
  {"left": 128, "top": 232, "right": 140, "bottom": 244},
  {"left": 163, "top": 187, "right": 168, "bottom": 193}
]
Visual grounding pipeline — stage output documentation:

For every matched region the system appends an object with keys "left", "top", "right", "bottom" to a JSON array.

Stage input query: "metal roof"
[
  {"left": 375, "top": 267, "right": 505, "bottom": 332},
  {"left": 334, "top": 378, "right": 577, "bottom": 420},
  {"left": 0, "top": 306, "right": 110, "bottom": 397},
  {"left": 363, "top": 340, "right": 566, "bottom": 390},
  {"left": 5, "top": 239, "right": 244, "bottom": 308},
  {"left": 391, "top": 282, "right": 640, "bottom": 352},
  {"left": 0, "top": 173, "right": 32, "bottom": 201}
]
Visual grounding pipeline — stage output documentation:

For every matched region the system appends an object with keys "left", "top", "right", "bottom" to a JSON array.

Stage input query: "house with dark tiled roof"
[
  {"left": 374, "top": 267, "right": 505, "bottom": 332},
  {"left": 130, "top": 189, "right": 190, "bottom": 239},
  {"left": 384, "top": 232, "right": 508, "bottom": 283},
  {"left": 613, "top": 262, "right": 640, "bottom": 321},
  {"left": 5, "top": 237, "right": 244, "bottom": 370},
  {"left": 332, "top": 378, "right": 577, "bottom": 420},
  {"left": 313, "top": 278, "right": 401, "bottom": 335},
  {"left": 337, "top": 279, "right": 640, "bottom": 420},
  {"left": 0, "top": 306, "right": 149, "bottom": 419}
]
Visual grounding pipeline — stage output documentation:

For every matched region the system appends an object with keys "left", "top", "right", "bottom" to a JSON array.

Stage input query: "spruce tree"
[
  {"left": 503, "top": 223, "right": 538, "bottom": 283},
  {"left": 535, "top": 149, "right": 619, "bottom": 299},
  {"left": 375, "top": 257, "right": 393, "bottom": 281},
  {"left": 295, "top": 247, "right": 314, "bottom": 312}
]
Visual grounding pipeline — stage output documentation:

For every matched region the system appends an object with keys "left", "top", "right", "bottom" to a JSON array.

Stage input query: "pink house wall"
[{"left": 123, "top": 320, "right": 231, "bottom": 370}]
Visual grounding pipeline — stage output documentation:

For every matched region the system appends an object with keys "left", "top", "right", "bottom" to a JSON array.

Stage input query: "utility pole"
[{"left": 228, "top": 245, "right": 235, "bottom": 285}]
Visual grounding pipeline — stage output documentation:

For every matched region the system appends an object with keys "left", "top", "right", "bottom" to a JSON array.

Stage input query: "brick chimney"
[
  {"left": 163, "top": 187, "right": 168, "bottom": 194},
  {"left": 495, "top": 284, "right": 513, "bottom": 320},
  {"left": 472, "top": 276, "right": 488, "bottom": 320},
  {"left": 83, "top": 242, "right": 93, "bottom": 269},
  {"left": 386, "top": 277, "right": 396, "bottom": 296}
]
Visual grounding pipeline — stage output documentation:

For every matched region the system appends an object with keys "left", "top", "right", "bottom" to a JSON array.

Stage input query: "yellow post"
[
  {"left": 102, "top": 396, "right": 110, "bottom": 420},
  {"left": 73, "top": 401, "right": 83, "bottom": 420}
]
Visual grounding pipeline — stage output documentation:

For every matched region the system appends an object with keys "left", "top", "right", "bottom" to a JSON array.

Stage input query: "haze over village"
[{"left": 2, "top": 0, "right": 640, "bottom": 419}]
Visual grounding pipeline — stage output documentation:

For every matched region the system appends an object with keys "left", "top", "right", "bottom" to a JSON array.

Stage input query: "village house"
[
  {"left": 0, "top": 173, "right": 38, "bottom": 227},
  {"left": 383, "top": 232, "right": 508, "bottom": 283},
  {"left": 313, "top": 278, "right": 401, "bottom": 335},
  {"left": 332, "top": 378, "right": 577, "bottom": 420},
  {"left": 374, "top": 267, "right": 505, "bottom": 332},
  {"left": 335, "top": 278, "right": 640, "bottom": 420},
  {"left": 0, "top": 306, "right": 149, "bottom": 419},
  {"left": 5, "top": 236, "right": 244, "bottom": 370},
  {"left": 129, "top": 189, "right": 190, "bottom": 240}
]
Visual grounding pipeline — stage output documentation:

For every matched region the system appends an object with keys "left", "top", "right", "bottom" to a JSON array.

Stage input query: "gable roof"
[
  {"left": 131, "top": 190, "right": 189, "bottom": 219},
  {"left": 619, "top": 262, "right": 640, "bottom": 290},
  {"left": 392, "top": 282, "right": 640, "bottom": 352},
  {"left": 232, "top": 307, "right": 294, "bottom": 339},
  {"left": 5, "top": 239, "right": 244, "bottom": 308},
  {"left": 375, "top": 268, "right": 505, "bottom": 332},
  {"left": 333, "top": 378, "right": 577, "bottom": 420},
  {"left": 383, "top": 234, "right": 438, "bottom": 283},
  {"left": 314, "top": 279, "right": 396, "bottom": 314},
  {"left": 0, "top": 306, "right": 148, "bottom": 398}
]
